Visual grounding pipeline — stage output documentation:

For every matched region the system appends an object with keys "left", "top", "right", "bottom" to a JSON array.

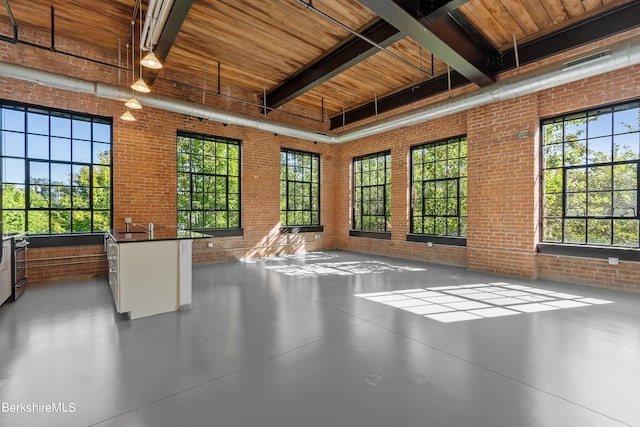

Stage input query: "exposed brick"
[{"left": 2, "top": 22, "right": 640, "bottom": 292}]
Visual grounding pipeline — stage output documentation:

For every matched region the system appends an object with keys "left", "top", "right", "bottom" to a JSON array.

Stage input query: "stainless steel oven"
[{"left": 11, "top": 233, "right": 28, "bottom": 300}]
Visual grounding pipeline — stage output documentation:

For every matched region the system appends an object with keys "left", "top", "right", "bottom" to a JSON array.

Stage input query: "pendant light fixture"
[
  {"left": 120, "top": 110, "right": 137, "bottom": 122},
  {"left": 131, "top": 2, "right": 151, "bottom": 93},
  {"left": 140, "top": 0, "right": 165, "bottom": 69},
  {"left": 141, "top": 51, "right": 163, "bottom": 69},
  {"left": 125, "top": 96, "right": 143, "bottom": 109},
  {"left": 131, "top": 77, "right": 151, "bottom": 93}
]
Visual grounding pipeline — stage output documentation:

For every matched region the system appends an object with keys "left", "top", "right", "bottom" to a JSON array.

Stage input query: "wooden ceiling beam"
[
  {"left": 498, "top": 0, "right": 640, "bottom": 70},
  {"left": 144, "top": 0, "right": 195, "bottom": 86},
  {"left": 359, "top": 0, "right": 496, "bottom": 87},
  {"left": 329, "top": 1, "right": 640, "bottom": 129},
  {"left": 264, "top": 19, "right": 403, "bottom": 112},
  {"left": 331, "top": 70, "right": 469, "bottom": 129}
]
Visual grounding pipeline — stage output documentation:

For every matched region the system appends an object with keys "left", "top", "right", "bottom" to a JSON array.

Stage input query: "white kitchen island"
[{"left": 105, "top": 229, "right": 209, "bottom": 319}]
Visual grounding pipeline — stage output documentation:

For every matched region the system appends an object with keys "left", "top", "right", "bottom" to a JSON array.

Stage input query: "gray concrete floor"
[{"left": 0, "top": 250, "right": 639, "bottom": 427}]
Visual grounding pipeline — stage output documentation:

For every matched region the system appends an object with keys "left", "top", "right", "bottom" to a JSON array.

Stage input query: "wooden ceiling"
[{"left": 0, "top": 0, "right": 638, "bottom": 128}]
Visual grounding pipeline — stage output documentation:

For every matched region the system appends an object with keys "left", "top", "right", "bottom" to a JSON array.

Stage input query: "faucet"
[{"left": 132, "top": 222, "right": 154, "bottom": 232}]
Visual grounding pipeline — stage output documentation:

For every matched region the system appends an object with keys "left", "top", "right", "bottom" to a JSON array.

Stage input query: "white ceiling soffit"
[{"left": 0, "top": 36, "right": 639, "bottom": 143}]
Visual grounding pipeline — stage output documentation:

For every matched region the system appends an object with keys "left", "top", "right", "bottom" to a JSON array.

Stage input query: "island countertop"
[
  {"left": 105, "top": 228, "right": 198, "bottom": 319},
  {"left": 107, "top": 227, "right": 212, "bottom": 243}
]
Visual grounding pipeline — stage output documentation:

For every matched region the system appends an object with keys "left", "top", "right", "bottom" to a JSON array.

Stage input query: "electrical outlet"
[
  {"left": 608, "top": 257, "right": 619, "bottom": 265},
  {"left": 427, "top": 241, "right": 433, "bottom": 247},
  {"left": 207, "top": 242, "right": 214, "bottom": 248},
  {"left": 124, "top": 217, "right": 132, "bottom": 224}
]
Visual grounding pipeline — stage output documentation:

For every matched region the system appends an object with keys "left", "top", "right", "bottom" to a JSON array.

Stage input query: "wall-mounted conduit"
[{"left": 1, "top": 36, "right": 639, "bottom": 144}]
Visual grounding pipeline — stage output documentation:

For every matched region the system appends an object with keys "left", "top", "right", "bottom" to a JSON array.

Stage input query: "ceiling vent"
[{"left": 563, "top": 49, "right": 611, "bottom": 70}]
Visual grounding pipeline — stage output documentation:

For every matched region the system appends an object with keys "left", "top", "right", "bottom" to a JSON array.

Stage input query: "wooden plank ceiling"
[{"left": 0, "top": 0, "right": 637, "bottom": 128}]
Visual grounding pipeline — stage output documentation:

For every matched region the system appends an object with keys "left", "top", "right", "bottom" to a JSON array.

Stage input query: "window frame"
[
  {"left": 279, "top": 148, "right": 322, "bottom": 232},
  {"left": 0, "top": 100, "right": 113, "bottom": 236},
  {"left": 176, "top": 130, "right": 242, "bottom": 234},
  {"left": 351, "top": 150, "right": 391, "bottom": 237},
  {"left": 541, "top": 100, "right": 640, "bottom": 249},
  {"left": 408, "top": 135, "right": 467, "bottom": 244}
]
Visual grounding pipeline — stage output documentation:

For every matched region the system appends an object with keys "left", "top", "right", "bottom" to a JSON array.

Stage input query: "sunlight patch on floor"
[
  {"left": 355, "top": 282, "right": 613, "bottom": 323},
  {"left": 264, "top": 260, "right": 426, "bottom": 278}
]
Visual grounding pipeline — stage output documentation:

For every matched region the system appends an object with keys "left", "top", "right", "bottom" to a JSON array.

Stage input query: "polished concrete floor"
[{"left": 0, "top": 250, "right": 639, "bottom": 427}]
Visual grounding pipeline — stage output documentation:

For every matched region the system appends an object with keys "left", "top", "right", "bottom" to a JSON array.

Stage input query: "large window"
[
  {"left": 177, "top": 131, "right": 240, "bottom": 231},
  {"left": 410, "top": 136, "right": 467, "bottom": 237},
  {"left": 1, "top": 101, "right": 112, "bottom": 234},
  {"left": 280, "top": 148, "right": 320, "bottom": 226},
  {"left": 353, "top": 151, "right": 391, "bottom": 232},
  {"left": 542, "top": 101, "right": 640, "bottom": 248}
]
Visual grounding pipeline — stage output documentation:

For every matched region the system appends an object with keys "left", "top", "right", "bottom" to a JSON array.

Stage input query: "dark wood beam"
[
  {"left": 144, "top": 0, "right": 195, "bottom": 86},
  {"left": 498, "top": 0, "right": 640, "bottom": 70},
  {"left": 265, "top": 20, "right": 403, "bottom": 112},
  {"left": 359, "top": 0, "right": 495, "bottom": 87},
  {"left": 331, "top": 71, "right": 469, "bottom": 129},
  {"left": 330, "top": 1, "right": 640, "bottom": 129}
]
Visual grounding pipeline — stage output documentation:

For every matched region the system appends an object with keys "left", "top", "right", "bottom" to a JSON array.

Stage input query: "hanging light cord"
[
  {"left": 125, "top": 0, "right": 141, "bottom": 48},
  {"left": 139, "top": 3, "right": 143, "bottom": 80},
  {"left": 296, "top": 0, "right": 433, "bottom": 78}
]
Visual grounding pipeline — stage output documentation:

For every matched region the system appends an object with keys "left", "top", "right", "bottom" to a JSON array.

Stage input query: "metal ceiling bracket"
[{"left": 359, "top": 0, "right": 494, "bottom": 86}]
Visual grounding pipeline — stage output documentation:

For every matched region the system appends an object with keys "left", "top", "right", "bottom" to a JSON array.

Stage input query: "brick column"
[{"left": 466, "top": 94, "right": 540, "bottom": 279}]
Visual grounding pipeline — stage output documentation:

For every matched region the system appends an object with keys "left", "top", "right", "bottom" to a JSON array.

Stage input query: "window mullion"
[{"left": 383, "top": 155, "right": 388, "bottom": 231}]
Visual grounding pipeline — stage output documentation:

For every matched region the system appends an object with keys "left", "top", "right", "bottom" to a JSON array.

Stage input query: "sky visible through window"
[{"left": 1, "top": 103, "right": 112, "bottom": 234}]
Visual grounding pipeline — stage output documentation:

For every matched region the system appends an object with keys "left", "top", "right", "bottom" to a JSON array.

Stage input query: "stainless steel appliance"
[
  {"left": 10, "top": 232, "right": 28, "bottom": 300},
  {"left": 0, "top": 238, "right": 11, "bottom": 305}
]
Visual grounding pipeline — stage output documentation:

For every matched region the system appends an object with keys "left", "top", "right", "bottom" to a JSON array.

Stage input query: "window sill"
[
  {"left": 538, "top": 243, "right": 640, "bottom": 261},
  {"left": 349, "top": 230, "right": 391, "bottom": 240},
  {"left": 406, "top": 234, "right": 467, "bottom": 246},
  {"left": 28, "top": 233, "right": 106, "bottom": 248},
  {"left": 280, "top": 225, "right": 323, "bottom": 234},
  {"left": 196, "top": 228, "right": 244, "bottom": 238}
]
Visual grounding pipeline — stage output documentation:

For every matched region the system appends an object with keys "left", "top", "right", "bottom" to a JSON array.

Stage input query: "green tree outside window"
[
  {"left": 1, "top": 102, "right": 111, "bottom": 234},
  {"left": 411, "top": 136, "right": 467, "bottom": 237},
  {"left": 280, "top": 149, "right": 320, "bottom": 226},
  {"left": 542, "top": 101, "right": 640, "bottom": 247},
  {"left": 176, "top": 131, "right": 241, "bottom": 230}
]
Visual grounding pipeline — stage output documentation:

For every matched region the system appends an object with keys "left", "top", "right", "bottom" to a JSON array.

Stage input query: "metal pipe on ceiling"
[
  {"left": 152, "top": 0, "right": 174, "bottom": 47},
  {"left": 2, "top": 0, "right": 17, "bottom": 38},
  {"left": 0, "top": 36, "right": 639, "bottom": 144},
  {"left": 140, "top": 0, "right": 158, "bottom": 50},
  {"left": 335, "top": 36, "right": 640, "bottom": 143},
  {"left": 141, "top": 0, "right": 175, "bottom": 51},
  {"left": 0, "top": 62, "right": 334, "bottom": 141}
]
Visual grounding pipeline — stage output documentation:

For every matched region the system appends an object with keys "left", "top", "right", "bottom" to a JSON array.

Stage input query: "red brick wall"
[
  {"left": 0, "top": 25, "right": 336, "bottom": 284},
  {"left": 331, "top": 31, "right": 640, "bottom": 290},
  {"left": 334, "top": 113, "right": 468, "bottom": 266},
  {"left": 466, "top": 94, "right": 540, "bottom": 278},
  {"left": 537, "top": 254, "right": 640, "bottom": 292},
  {"left": 27, "top": 246, "right": 108, "bottom": 284},
  {"left": 2, "top": 22, "right": 640, "bottom": 292}
]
